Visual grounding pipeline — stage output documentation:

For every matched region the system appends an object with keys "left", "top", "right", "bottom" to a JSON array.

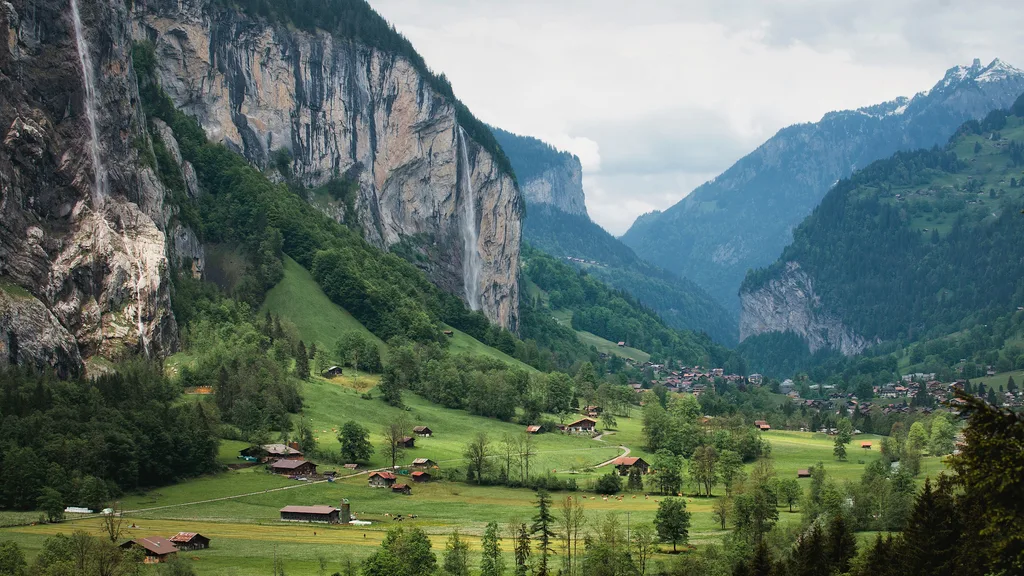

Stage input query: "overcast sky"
[{"left": 372, "top": 0, "right": 1024, "bottom": 235}]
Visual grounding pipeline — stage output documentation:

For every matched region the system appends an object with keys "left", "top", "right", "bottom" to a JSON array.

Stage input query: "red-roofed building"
[
  {"left": 168, "top": 532, "right": 210, "bottom": 551},
  {"left": 120, "top": 537, "right": 179, "bottom": 563},
  {"left": 369, "top": 471, "right": 397, "bottom": 488},
  {"left": 411, "top": 471, "right": 431, "bottom": 482},
  {"left": 611, "top": 456, "right": 649, "bottom": 476},
  {"left": 392, "top": 483, "right": 411, "bottom": 495},
  {"left": 526, "top": 425, "right": 543, "bottom": 434}
]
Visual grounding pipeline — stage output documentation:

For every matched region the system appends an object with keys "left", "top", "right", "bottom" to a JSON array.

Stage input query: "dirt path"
[{"left": 594, "top": 446, "right": 630, "bottom": 468}]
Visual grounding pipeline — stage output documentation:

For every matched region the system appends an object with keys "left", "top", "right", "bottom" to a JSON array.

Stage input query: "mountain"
[
  {"left": 0, "top": 0, "right": 522, "bottom": 374},
  {"left": 494, "top": 129, "right": 738, "bottom": 344},
  {"left": 739, "top": 92, "right": 1024, "bottom": 357},
  {"left": 621, "top": 58, "right": 1024, "bottom": 312},
  {"left": 492, "top": 128, "right": 588, "bottom": 216}
]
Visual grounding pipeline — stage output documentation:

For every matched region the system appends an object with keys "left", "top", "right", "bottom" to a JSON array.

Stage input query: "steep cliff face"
[
  {"left": 519, "top": 159, "right": 586, "bottom": 216},
  {"left": 739, "top": 262, "right": 869, "bottom": 356},
  {"left": 133, "top": 0, "right": 521, "bottom": 328},
  {"left": 0, "top": 0, "right": 185, "bottom": 374},
  {"left": 492, "top": 127, "right": 587, "bottom": 217}
]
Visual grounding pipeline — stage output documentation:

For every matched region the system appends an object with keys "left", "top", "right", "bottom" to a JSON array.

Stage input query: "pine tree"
[
  {"left": 833, "top": 435, "right": 847, "bottom": 461},
  {"left": 826, "top": 513, "right": 856, "bottom": 574},
  {"left": 531, "top": 490, "right": 556, "bottom": 576},
  {"left": 443, "top": 530, "right": 469, "bottom": 576},
  {"left": 513, "top": 523, "right": 530, "bottom": 576},
  {"left": 791, "top": 523, "right": 828, "bottom": 576},
  {"left": 900, "top": 478, "right": 959, "bottom": 576},
  {"left": 295, "top": 340, "right": 310, "bottom": 380},
  {"left": 480, "top": 522, "right": 505, "bottom": 576}
]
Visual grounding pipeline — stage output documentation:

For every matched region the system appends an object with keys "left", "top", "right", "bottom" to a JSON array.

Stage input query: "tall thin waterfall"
[
  {"left": 70, "top": 0, "right": 107, "bottom": 206},
  {"left": 457, "top": 128, "right": 483, "bottom": 311}
]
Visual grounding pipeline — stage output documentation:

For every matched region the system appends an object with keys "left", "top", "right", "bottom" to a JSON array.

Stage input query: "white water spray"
[
  {"left": 457, "top": 128, "right": 483, "bottom": 311},
  {"left": 70, "top": 0, "right": 107, "bottom": 205}
]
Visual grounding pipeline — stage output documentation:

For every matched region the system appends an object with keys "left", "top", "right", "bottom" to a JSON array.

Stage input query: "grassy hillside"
[
  {"left": 551, "top": 310, "right": 652, "bottom": 363},
  {"left": 262, "top": 255, "right": 535, "bottom": 372}
]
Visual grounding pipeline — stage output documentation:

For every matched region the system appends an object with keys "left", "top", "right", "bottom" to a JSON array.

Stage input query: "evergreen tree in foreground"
[{"left": 531, "top": 490, "right": 556, "bottom": 576}]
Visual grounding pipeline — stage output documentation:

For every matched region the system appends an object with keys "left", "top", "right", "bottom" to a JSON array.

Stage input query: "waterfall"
[
  {"left": 70, "top": 0, "right": 107, "bottom": 206},
  {"left": 457, "top": 128, "right": 483, "bottom": 311}
]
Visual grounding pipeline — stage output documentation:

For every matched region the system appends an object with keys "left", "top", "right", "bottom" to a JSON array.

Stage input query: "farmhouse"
[
  {"left": 369, "top": 471, "right": 396, "bottom": 488},
  {"left": 399, "top": 436, "right": 416, "bottom": 448},
  {"left": 120, "top": 537, "right": 178, "bottom": 564},
  {"left": 240, "top": 443, "right": 302, "bottom": 462},
  {"left": 279, "top": 505, "right": 340, "bottom": 524},
  {"left": 392, "top": 483, "right": 411, "bottom": 495},
  {"left": 168, "top": 532, "right": 210, "bottom": 551},
  {"left": 413, "top": 426, "right": 433, "bottom": 437},
  {"left": 611, "top": 456, "right": 649, "bottom": 476},
  {"left": 411, "top": 458, "right": 437, "bottom": 468},
  {"left": 565, "top": 417, "right": 597, "bottom": 434},
  {"left": 411, "top": 471, "right": 431, "bottom": 482},
  {"left": 270, "top": 459, "right": 317, "bottom": 476}
]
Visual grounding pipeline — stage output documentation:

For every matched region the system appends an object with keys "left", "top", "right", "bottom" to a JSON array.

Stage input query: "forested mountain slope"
[
  {"left": 622, "top": 59, "right": 1024, "bottom": 312},
  {"left": 741, "top": 92, "right": 1024, "bottom": 357},
  {"left": 494, "top": 129, "right": 738, "bottom": 344}
]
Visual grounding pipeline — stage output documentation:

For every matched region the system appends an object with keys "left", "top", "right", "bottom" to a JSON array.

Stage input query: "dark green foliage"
[
  {"left": 594, "top": 472, "right": 622, "bottom": 495},
  {"left": 0, "top": 541, "right": 26, "bottom": 576},
  {"left": 363, "top": 526, "right": 437, "bottom": 576},
  {"left": 208, "top": 0, "right": 516, "bottom": 186},
  {"left": 530, "top": 490, "right": 556, "bottom": 576},
  {"left": 522, "top": 205, "right": 737, "bottom": 344},
  {"left": 523, "top": 246, "right": 730, "bottom": 366},
  {"left": 295, "top": 340, "right": 310, "bottom": 380},
  {"left": 338, "top": 420, "right": 374, "bottom": 463},
  {"left": 491, "top": 127, "right": 576, "bottom": 185},
  {"left": 654, "top": 497, "right": 691, "bottom": 552},
  {"left": 743, "top": 109, "right": 1024, "bottom": 349},
  {"left": 0, "top": 364, "right": 218, "bottom": 510}
]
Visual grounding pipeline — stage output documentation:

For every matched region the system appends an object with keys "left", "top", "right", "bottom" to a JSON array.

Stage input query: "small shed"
[
  {"left": 411, "top": 458, "right": 437, "bottom": 469},
  {"left": 392, "top": 483, "right": 411, "bottom": 495},
  {"left": 369, "top": 471, "right": 397, "bottom": 488},
  {"left": 279, "top": 505, "right": 340, "bottom": 524},
  {"left": 526, "top": 425, "right": 543, "bottom": 434},
  {"left": 343, "top": 463, "right": 360, "bottom": 471},
  {"left": 861, "top": 442, "right": 872, "bottom": 449},
  {"left": 797, "top": 469, "right": 811, "bottom": 478},
  {"left": 413, "top": 426, "right": 433, "bottom": 437},
  {"left": 411, "top": 471, "right": 431, "bottom": 483},
  {"left": 120, "top": 537, "right": 178, "bottom": 564},
  {"left": 168, "top": 532, "right": 210, "bottom": 551},
  {"left": 754, "top": 420, "right": 771, "bottom": 431},
  {"left": 270, "top": 459, "right": 317, "bottom": 476},
  {"left": 322, "top": 366, "right": 344, "bottom": 377},
  {"left": 399, "top": 436, "right": 416, "bottom": 448}
]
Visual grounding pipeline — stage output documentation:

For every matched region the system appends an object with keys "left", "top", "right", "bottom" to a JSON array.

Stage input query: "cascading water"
[
  {"left": 457, "top": 128, "right": 483, "bottom": 311},
  {"left": 71, "top": 0, "right": 151, "bottom": 355},
  {"left": 70, "top": 0, "right": 107, "bottom": 205}
]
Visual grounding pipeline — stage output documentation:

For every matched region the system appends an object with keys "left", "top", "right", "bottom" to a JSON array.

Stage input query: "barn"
[
  {"left": 120, "top": 537, "right": 178, "bottom": 564},
  {"left": 168, "top": 532, "right": 210, "bottom": 551},
  {"left": 270, "top": 459, "right": 317, "bottom": 476},
  {"left": 240, "top": 443, "right": 302, "bottom": 463},
  {"left": 611, "top": 456, "right": 650, "bottom": 476},
  {"left": 411, "top": 458, "right": 437, "bottom": 468},
  {"left": 413, "top": 426, "right": 433, "bottom": 437},
  {"left": 279, "top": 505, "right": 340, "bottom": 524},
  {"left": 412, "top": 471, "right": 431, "bottom": 483},
  {"left": 399, "top": 436, "right": 416, "bottom": 448}
]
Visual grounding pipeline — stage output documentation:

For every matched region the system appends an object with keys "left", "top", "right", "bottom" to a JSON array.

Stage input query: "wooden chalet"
[
  {"left": 270, "top": 459, "right": 317, "bottom": 476},
  {"left": 565, "top": 417, "right": 597, "bottom": 434},
  {"left": 120, "top": 537, "right": 178, "bottom": 564},
  {"left": 369, "top": 471, "right": 397, "bottom": 488},
  {"left": 411, "top": 471, "right": 431, "bottom": 483},
  {"left": 279, "top": 505, "right": 340, "bottom": 524},
  {"left": 321, "top": 366, "right": 344, "bottom": 377},
  {"left": 168, "top": 532, "right": 210, "bottom": 551},
  {"left": 392, "top": 483, "right": 411, "bottom": 495},
  {"left": 411, "top": 458, "right": 437, "bottom": 468},
  {"left": 399, "top": 436, "right": 416, "bottom": 448},
  {"left": 526, "top": 425, "right": 543, "bottom": 434},
  {"left": 413, "top": 426, "right": 433, "bottom": 437},
  {"left": 611, "top": 456, "right": 650, "bottom": 476},
  {"left": 240, "top": 443, "right": 302, "bottom": 462}
]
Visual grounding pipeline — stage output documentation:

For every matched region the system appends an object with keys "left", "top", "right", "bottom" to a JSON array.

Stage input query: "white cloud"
[{"left": 371, "top": 0, "right": 1024, "bottom": 235}]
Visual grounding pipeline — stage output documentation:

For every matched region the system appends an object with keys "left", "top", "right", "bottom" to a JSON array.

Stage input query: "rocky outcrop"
[
  {"left": 0, "top": 0, "right": 183, "bottom": 374},
  {"left": 739, "top": 262, "right": 870, "bottom": 356},
  {"left": 520, "top": 158, "right": 587, "bottom": 216},
  {"left": 133, "top": 0, "right": 522, "bottom": 328}
]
